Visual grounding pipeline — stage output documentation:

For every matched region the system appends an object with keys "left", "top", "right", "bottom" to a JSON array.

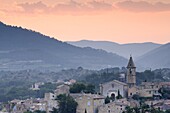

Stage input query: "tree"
[
  {"left": 125, "top": 106, "right": 134, "bottom": 113},
  {"left": 84, "top": 84, "right": 95, "bottom": 94},
  {"left": 105, "top": 96, "right": 110, "bottom": 104},
  {"left": 50, "top": 108, "right": 58, "bottom": 113},
  {"left": 24, "top": 110, "right": 46, "bottom": 113},
  {"left": 69, "top": 83, "right": 95, "bottom": 94},
  {"left": 159, "top": 87, "right": 170, "bottom": 99},
  {"left": 51, "top": 94, "right": 78, "bottom": 113},
  {"left": 150, "top": 107, "right": 164, "bottom": 113},
  {"left": 133, "top": 107, "right": 140, "bottom": 113},
  {"left": 141, "top": 104, "right": 150, "bottom": 113},
  {"left": 166, "top": 109, "right": 170, "bottom": 113},
  {"left": 123, "top": 105, "right": 165, "bottom": 113},
  {"left": 85, "top": 109, "right": 87, "bottom": 113},
  {"left": 69, "top": 83, "right": 86, "bottom": 93},
  {"left": 116, "top": 90, "right": 122, "bottom": 99},
  {"left": 24, "top": 111, "right": 33, "bottom": 113},
  {"left": 132, "top": 94, "right": 140, "bottom": 100},
  {"left": 34, "top": 110, "right": 46, "bottom": 113}
]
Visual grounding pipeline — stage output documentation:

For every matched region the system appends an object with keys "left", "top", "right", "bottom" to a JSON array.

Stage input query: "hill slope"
[
  {"left": 0, "top": 22, "right": 127, "bottom": 71},
  {"left": 137, "top": 43, "right": 170, "bottom": 69},
  {"left": 67, "top": 40, "right": 161, "bottom": 58}
]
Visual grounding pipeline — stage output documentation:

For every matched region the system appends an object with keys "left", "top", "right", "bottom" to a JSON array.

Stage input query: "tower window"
[{"left": 130, "top": 68, "right": 132, "bottom": 74}]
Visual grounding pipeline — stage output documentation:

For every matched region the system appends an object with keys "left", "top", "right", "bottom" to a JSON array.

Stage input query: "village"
[{"left": 1, "top": 56, "right": 170, "bottom": 113}]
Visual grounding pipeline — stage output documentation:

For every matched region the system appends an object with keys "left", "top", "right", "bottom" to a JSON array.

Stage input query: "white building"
[{"left": 100, "top": 80, "right": 128, "bottom": 98}]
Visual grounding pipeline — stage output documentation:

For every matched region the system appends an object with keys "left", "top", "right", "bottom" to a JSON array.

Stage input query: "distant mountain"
[
  {"left": 0, "top": 22, "right": 127, "bottom": 71},
  {"left": 137, "top": 43, "right": 170, "bottom": 69},
  {"left": 67, "top": 40, "right": 161, "bottom": 59}
]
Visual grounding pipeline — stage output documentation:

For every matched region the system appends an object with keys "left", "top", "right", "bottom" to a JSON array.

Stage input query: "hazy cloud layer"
[
  {"left": 1, "top": 0, "right": 170, "bottom": 15},
  {"left": 18, "top": 1, "right": 48, "bottom": 13},
  {"left": 116, "top": 0, "right": 170, "bottom": 12},
  {"left": 17, "top": 0, "right": 114, "bottom": 14}
]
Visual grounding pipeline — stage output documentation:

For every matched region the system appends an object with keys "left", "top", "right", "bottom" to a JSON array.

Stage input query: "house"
[
  {"left": 70, "top": 93, "right": 105, "bottom": 113},
  {"left": 54, "top": 84, "right": 70, "bottom": 96},
  {"left": 30, "top": 82, "right": 44, "bottom": 90},
  {"left": 128, "top": 86, "right": 138, "bottom": 97},
  {"left": 98, "top": 98, "right": 130, "bottom": 113},
  {"left": 44, "top": 93, "right": 58, "bottom": 113},
  {"left": 138, "top": 82, "right": 161, "bottom": 97},
  {"left": 98, "top": 102, "right": 118, "bottom": 113}
]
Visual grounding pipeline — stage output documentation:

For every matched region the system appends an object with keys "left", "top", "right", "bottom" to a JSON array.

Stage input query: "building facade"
[
  {"left": 100, "top": 80, "right": 128, "bottom": 98},
  {"left": 70, "top": 93, "right": 105, "bottom": 113}
]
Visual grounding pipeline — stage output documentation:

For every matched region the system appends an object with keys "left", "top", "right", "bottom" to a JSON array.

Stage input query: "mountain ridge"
[
  {"left": 67, "top": 40, "right": 161, "bottom": 59},
  {"left": 137, "top": 43, "right": 170, "bottom": 69},
  {"left": 0, "top": 22, "right": 127, "bottom": 71}
]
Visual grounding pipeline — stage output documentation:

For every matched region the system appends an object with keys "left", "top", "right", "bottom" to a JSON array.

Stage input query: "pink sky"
[{"left": 0, "top": 0, "right": 170, "bottom": 44}]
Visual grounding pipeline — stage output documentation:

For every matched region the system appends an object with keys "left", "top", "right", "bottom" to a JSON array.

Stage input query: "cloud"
[
  {"left": 17, "top": 0, "right": 115, "bottom": 15},
  {"left": 2, "top": 0, "right": 170, "bottom": 15},
  {"left": 88, "top": 1, "right": 113, "bottom": 10},
  {"left": 116, "top": 0, "right": 170, "bottom": 12},
  {"left": 18, "top": 1, "right": 48, "bottom": 13}
]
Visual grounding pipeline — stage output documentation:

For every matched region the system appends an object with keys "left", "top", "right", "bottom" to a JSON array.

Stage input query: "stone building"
[
  {"left": 98, "top": 98, "right": 130, "bottom": 113},
  {"left": 70, "top": 93, "right": 105, "bottom": 113},
  {"left": 126, "top": 56, "right": 136, "bottom": 88},
  {"left": 44, "top": 93, "right": 56, "bottom": 100},
  {"left": 7, "top": 98, "right": 48, "bottom": 113},
  {"left": 100, "top": 56, "right": 138, "bottom": 99},
  {"left": 54, "top": 84, "right": 70, "bottom": 96},
  {"left": 100, "top": 80, "right": 128, "bottom": 98},
  {"left": 128, "top": 86, "right": 138, "bottom": 97},
  {"left": 138, "top": 82, "right": 160, "bottom": 97},
  {"left": 44, "top": 93, "right": 58, "bottom": 113},
  {"left": 98, "top": 102, "right": 118, "bottom": 113},
  {"left": 30, "top": 99, "right": 47, "bottom": 112},
  {"left": 30, "top": 82, "right": 44, "bottom": 90},
  {"left": 138, "top": 81, "right": 167, "bottom": 97}
]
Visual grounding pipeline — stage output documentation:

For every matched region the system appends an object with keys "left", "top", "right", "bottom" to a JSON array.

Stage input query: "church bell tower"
[{"left": 126, "top": 56, "right": 136, "bottom": 87}]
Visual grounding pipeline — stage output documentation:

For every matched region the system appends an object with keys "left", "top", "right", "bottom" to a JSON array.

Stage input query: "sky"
[{"left": 0, "top": 0, "right": 170, "bottom": 44}]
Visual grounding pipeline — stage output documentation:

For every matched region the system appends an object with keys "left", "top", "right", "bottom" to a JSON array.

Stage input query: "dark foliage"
[
  {"left": 51, "top": 94, "right": 78, "bottom": 113},
  {"left": 69, "top": 83, "right": 95, "bottom": 94}
]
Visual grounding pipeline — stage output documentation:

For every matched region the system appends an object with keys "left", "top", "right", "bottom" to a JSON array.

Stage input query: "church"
[{"left": 100, "top": 56, "right": 137, "bottom": 98}]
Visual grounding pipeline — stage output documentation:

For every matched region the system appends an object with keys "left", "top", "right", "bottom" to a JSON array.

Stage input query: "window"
[
  {"left": 87, "top": 101, "right": 91, "bottom": 106},
  {"left": 149, "top": 91, "right": 151, "bottom": 94},
  {"left": 112, "top": 84, "right": 114, "bottom": 88},
  {"left": 130, "top": 68, "right": 132, "bottom": 74}
]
